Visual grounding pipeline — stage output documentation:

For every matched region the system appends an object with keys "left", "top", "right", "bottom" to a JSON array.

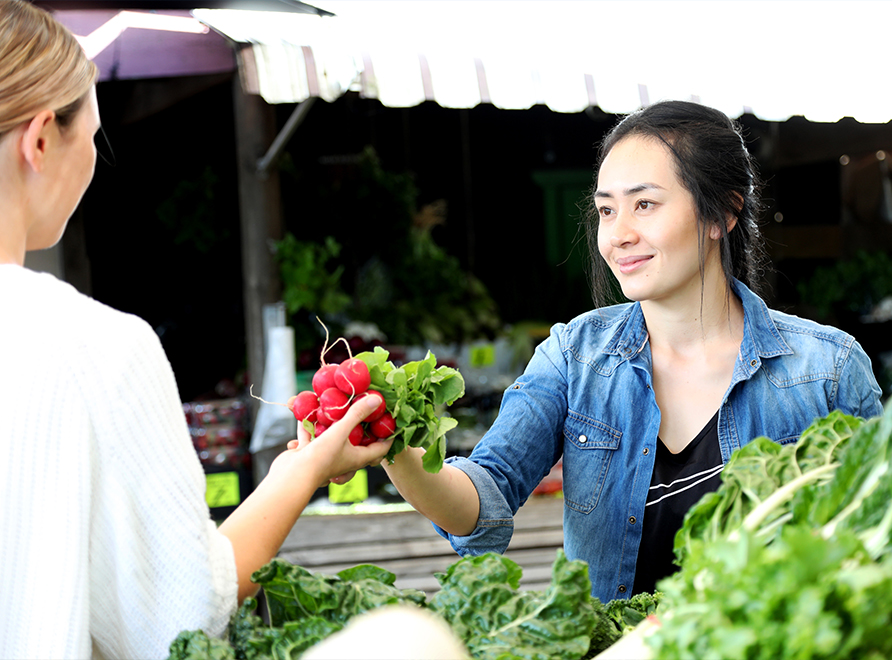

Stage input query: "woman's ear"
[
  {"left": 709, "top": 194, "right": 743, "bottom": 239},
  {"left": 709, "top": 215, "right": 737, "bottom": 240},
  {"left": 20, "top": 110, "right": 56, "bottom": 173}
]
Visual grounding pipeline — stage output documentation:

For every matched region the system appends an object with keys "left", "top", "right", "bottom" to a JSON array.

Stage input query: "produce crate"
[{"left": 183, "top": 397, "right": 253, "bottom": 519}]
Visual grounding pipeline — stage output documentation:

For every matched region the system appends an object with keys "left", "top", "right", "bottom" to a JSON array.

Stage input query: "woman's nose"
[{"left": 609, "top": 211, "right": 637, "bottom": 248}]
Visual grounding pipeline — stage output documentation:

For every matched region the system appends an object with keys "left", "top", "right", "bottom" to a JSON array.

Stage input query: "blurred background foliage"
[{"left": 277, "top": 147, "right": 501, "bottom": 356}]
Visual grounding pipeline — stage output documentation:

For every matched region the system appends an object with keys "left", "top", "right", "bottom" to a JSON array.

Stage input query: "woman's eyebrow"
[{"left": 594, "top": 182, "right": 665, "bottom": 198}]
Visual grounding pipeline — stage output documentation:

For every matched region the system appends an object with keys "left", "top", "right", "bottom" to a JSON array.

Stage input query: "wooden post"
[{"left": 232, "top": 76, "right": 283, "bottom": 415}]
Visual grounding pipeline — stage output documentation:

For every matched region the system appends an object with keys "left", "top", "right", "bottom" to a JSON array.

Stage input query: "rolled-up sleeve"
[
  {"left": 432, "top": 456, "right": 515, "bottom": 556},
  {"left": 836, "top": 338, "right": 883, "bottom": 418}
]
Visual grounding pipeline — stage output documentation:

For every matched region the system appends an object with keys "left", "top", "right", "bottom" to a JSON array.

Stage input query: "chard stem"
[
  {"left": 821, "top": 460, "right": 889, "bottom": 542},
  {"left": 861, "top": 499, "right": 892, "bottom": 560},
  {"left": 730, "top": 463, "right": 838, "bottom": 541}
]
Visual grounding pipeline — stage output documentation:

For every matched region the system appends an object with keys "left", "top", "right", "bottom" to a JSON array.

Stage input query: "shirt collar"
[
  {"left": 603, "top": 278, "right": 792, "bottom": 361},
  {"left": 732, "top": 277, "right": 794, "bottom": 363}
]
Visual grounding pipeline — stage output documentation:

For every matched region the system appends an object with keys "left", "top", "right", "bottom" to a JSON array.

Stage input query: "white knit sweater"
[{"left": 0, "top": 265, "right": 238, "bottom": 659}]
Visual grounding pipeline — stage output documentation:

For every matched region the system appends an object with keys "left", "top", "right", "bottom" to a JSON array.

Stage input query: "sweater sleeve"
[{"left": 80, "top": 312, "right": 238, "bottom": 659}]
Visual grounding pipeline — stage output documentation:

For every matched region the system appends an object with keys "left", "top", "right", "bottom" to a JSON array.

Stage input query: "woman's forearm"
[
  {"left": 217, "top": 463, "right": 320, "bottom": 602},
  {"left": 219, "top": 395, "right": 392, "bottom": 603},
  {"left": 383, "top": 447, "right": 480, "bottom": 536}
]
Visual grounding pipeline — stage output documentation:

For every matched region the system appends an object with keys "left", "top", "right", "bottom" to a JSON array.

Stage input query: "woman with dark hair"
[
  {"left": 381, "top": 99, "right": 883, "bottom": 603},
  {"left": 0, "top": 2, "right": 392, "bottom": 657}
]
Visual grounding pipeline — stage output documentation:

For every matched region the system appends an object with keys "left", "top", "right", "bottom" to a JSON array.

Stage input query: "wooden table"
[{"left": 278, "top": 494, "right": 566, "bottom": 595}]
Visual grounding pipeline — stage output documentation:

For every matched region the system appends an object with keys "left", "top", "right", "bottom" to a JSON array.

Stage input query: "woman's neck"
[
  {"left": 0, "top": 150, "right": 28, "bottom": 266},
  {"left": 0, "top": 207, "right": 27, "bottom": 266},
  {"left": 642, "top": 273, "right": 744, "bottom": 354}
]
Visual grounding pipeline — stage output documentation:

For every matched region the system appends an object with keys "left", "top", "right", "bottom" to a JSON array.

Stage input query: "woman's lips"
[{"left": 616, "top": 255, "right": 652, "bottom": 274}]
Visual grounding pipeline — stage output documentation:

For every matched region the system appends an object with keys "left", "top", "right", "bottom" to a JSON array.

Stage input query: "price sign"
[
  {"left": 205, "top": 472, "right": 241, "bottom": 508},
  {"left": 469, "top": 343, "right": 496, "bottom": 368},
  {"left": 328, "top": 468, "right": 369, "bottom": 504}
]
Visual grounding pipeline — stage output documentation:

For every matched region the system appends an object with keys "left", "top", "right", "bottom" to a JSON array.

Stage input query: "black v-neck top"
[{"left": 633, "top": 410, "right": 723, "bottom": 595}]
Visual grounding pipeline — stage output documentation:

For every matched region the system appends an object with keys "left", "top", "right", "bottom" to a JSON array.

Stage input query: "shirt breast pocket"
[{"left": 561, "top": 413, "right": 622, "bottom": 514}]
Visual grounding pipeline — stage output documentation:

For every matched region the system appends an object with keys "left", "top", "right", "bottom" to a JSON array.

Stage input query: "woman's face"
[
  {"left": 26, "top": 86, "right": 100, "bottom": 252},
  {"left": 595, "top": 135, "right": 720, "bottom": 307}
]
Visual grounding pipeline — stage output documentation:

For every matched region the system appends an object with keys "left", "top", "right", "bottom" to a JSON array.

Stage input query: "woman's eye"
[
  {"left": 598, "top": 206, "right": 614, "bottom": 218},
  {"left": 637, "top": 200, "right": 653, "bottom": 211}
]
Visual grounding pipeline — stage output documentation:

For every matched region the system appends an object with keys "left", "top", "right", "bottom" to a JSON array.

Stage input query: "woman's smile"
[{"left": 616, "top": 255, "right": 653, "bottom": 274}]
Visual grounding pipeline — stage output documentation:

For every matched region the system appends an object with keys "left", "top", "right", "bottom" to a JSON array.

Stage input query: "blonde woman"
[{"left": 0, "top": 2, "right": 391, "bottom": 658}]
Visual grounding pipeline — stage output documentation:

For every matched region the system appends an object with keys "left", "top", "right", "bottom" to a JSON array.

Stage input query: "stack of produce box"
[{"left": 183, "top": 397, "right": 252, "bottom": 519}]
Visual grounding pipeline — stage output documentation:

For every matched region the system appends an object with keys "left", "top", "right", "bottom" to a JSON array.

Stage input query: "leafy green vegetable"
[
  {"left": 673, "top": 410, "right": 863, "bottom": 566},
  {"left": 604, "top": 591, "right": 662, "bottom": 635},
  {"left": 275, "top": 233, "right": 351, "bottom": 319},
  {"left": 649, "top": 527, "right": 892, "bottom": 660},
  {"left": 167, "top": 629, "right": 235, "bottom": 660},
  {"left": 168, "top": 551, "right": 604, "bottom": 660},
  {"left": 647, "top": 401, "right": 892, "bottom": 660},
  {"left": 428, "top": 551, "right": 597, "bottom": 660},
  {"left": 354, "top": 346, "right": 465, "bottom": 473},
  {"left": 254, "top": 559, "right": 426, "bottom": 629}
]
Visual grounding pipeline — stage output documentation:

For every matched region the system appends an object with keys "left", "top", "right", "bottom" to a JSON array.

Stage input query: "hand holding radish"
[
  {"left": 254, "top": 320, "right": 465, "bottom": 479},
  {"left": 271, "top": 394, "right": 393, "bottom": 489}
]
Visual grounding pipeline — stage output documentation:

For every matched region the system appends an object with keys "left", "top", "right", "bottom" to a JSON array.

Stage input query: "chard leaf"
[
  {"left": 336, "top": 564, "right": 396, "bottom": 585},
  {"left": 674, "top": 411, "right": 861, "bottom": 565},
  {"left": 429, "top": 551, "right": 596, "bottom": 660},
  {"left": 795, "top": 413, "right": 887, "bottom": 529},
  {"left": 167, "top": 630, "right": 235, "bottom": 660},
  {"left": 251, "top": 558, "right": 424, "bottom": 630},
  {"left": 649, "top": 526, "right": 892, "bottom": 660}
]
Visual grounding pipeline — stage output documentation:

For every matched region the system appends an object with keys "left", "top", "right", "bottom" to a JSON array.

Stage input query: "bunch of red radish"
[{"left": 290, "top": 358, "right": 395, "bottom": 446}]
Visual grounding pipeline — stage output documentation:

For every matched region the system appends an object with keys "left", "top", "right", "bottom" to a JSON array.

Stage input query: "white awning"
[{"left": 194, "top": 0, "right": 892, "bottom": 124}]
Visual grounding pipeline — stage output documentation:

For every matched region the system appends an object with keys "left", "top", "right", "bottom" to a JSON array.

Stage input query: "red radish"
[
  {"left": 319, "top": 387, "right": 349, "bottom": 420},
  {"left": 314, "top": 422, "right": 329, "bottom": 437},
  {"left": 312, "top": 364, "right": 338, "bottom": 396},
  {"left": 347, "top": 425, "right": 365, "bottom": 446},
  {"left": 369, "top": 412, "right": 396, "bottom": 439},
  {"left": 359, "top": 431, "right": 377, "bottom": 447},
  {"left": 354, "top": 390, "right": 386, "bottom": 422},
  {"left": 316, "top": 406, "right": 335, "bottom": 426},
  {"left": 334, "top": 358, "right": 371, "bottom": 395},
  {"left": 291, "top": 390, "right": 320, "bottom": 422}
]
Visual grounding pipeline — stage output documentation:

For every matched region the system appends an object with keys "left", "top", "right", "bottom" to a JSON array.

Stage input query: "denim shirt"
[{"left": 436, "top": 279, "right": 883, "bottom": 604}]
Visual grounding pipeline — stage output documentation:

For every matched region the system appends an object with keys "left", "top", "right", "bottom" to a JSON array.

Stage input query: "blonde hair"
[{"left": 0, "top": 0, "right": 98, "bottom": 139}]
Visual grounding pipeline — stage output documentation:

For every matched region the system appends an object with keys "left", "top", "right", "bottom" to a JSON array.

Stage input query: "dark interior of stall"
[{"left": 66, "top": 72, "right": 892, "bottom": 511}]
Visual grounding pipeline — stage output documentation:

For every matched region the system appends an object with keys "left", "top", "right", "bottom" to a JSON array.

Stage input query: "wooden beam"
[{"left": 233, "top": 76, "right": 283, "bottom": 414}]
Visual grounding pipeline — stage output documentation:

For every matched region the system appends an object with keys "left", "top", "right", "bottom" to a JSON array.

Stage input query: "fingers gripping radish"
[{"left": 354, "top": 390, "right": 386, "bottom": 422}]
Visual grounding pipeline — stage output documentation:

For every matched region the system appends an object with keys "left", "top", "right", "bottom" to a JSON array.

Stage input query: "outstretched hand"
[{"left": 272, "top": 394, "right": 393, "bottom": 488}]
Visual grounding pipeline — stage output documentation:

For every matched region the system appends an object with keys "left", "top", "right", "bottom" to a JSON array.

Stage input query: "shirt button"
[
  {"left": 618, "top": 585, "right": 627, "bottom": 593},
  {"left": 642, "top": 448, "right": 649, "bottom": 456},
  {"left": 629, "top": 516, "right": 637, "bottom": 524},
  {"left": 750, "top": 359, "right": 758, "bottom": 367},
  {"left": 579, "top": 435, "right": 587, "bottom": 443}
]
